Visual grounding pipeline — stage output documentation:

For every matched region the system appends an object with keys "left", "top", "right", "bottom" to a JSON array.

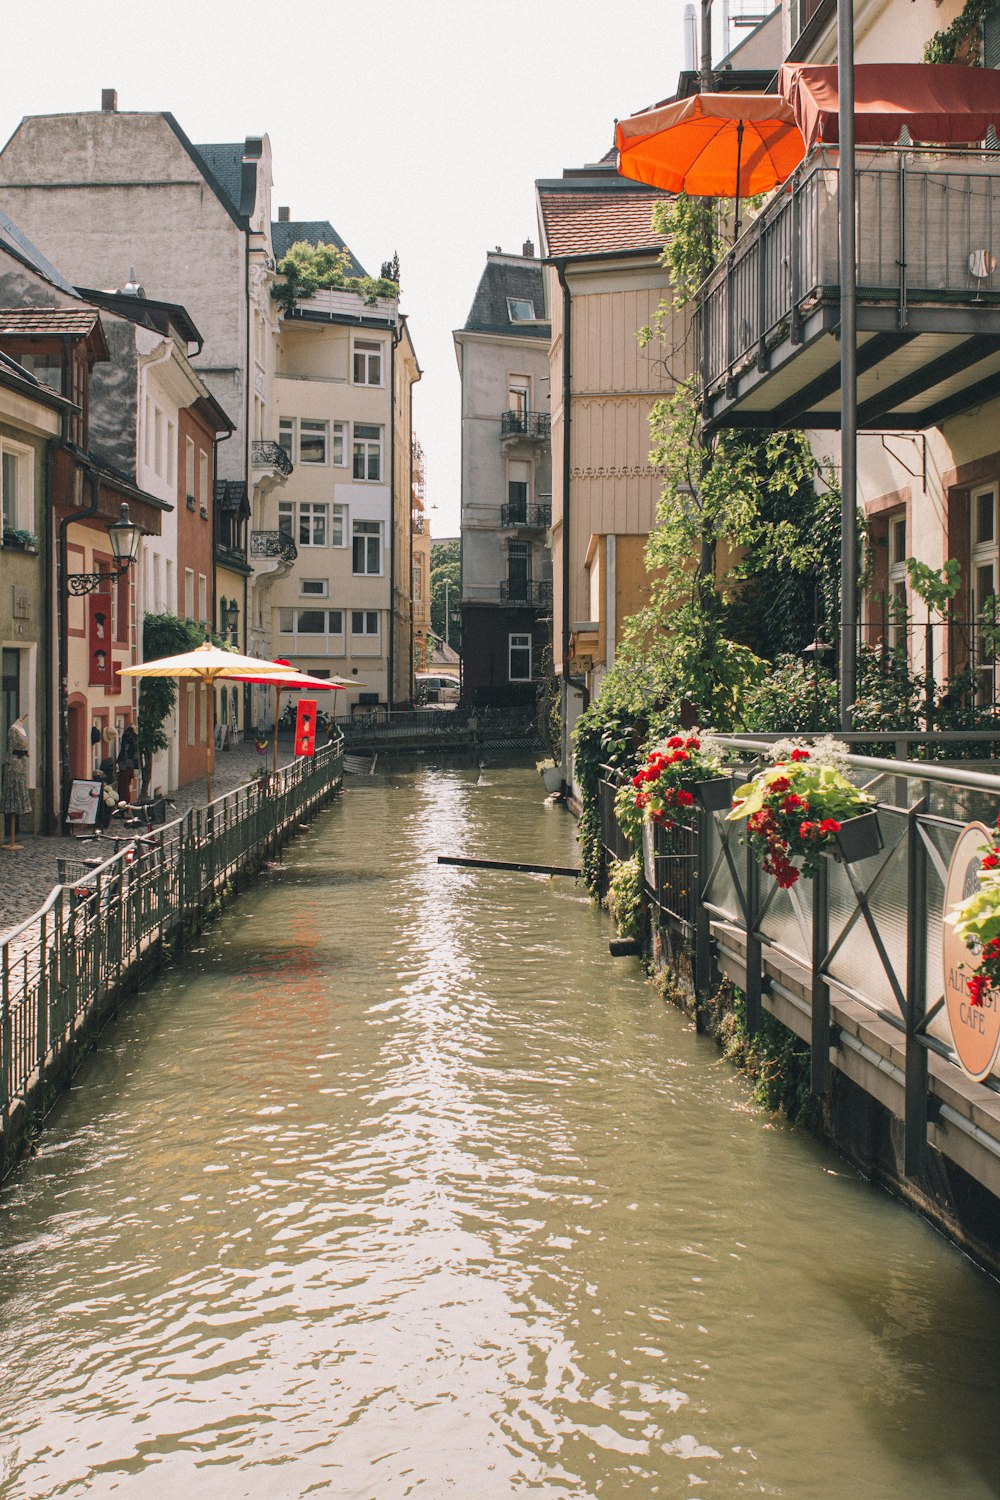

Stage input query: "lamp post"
[
  {"left": 838, "top": 0, "right": 858, "bottom": 730},
  {"left": 58, "top": 499, "right": 143, "bottom": 824}
]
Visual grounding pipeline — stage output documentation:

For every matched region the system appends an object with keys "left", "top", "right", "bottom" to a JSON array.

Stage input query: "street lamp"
[
  {"left": 66, "top": 504, "right": 143, "bottom": 594},
  {"left": 220, "top": 596, "right": 240, "bottom": 644}
]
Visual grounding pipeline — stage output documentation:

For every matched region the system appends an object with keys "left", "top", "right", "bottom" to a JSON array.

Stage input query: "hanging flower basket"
[
  {"left": 831, "top": 808, "right": 883, "bottom": 865},
  {"left": 615, "top": 732, "right": 726, "bottom": 845},
  {"left": 727, "top": 738, "right": 876, "bottom": 888},
  {"left": 695, "top": 775, "right": 733, "bottom": 812}
]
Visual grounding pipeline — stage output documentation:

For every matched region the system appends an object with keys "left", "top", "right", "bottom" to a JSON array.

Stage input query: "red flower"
[
  {"left": 790, "top": 748, "right": 811, "bottom": 762},
  {"left": 631, "top": 773, "right": 643, "bottom": 788},
  {"left": 799, "top": 820, "right": 819, "bottom": 839},
  {"left": 635, "top": 792, "right": 648, "bottom": 809},
  {"left": 968, "top": 973, "right": 990, "bottom": 1008},
  {"left": 685, "top": 736, "right": 701, "bottom": 750},
  {"left": 819, "top": 818, "right": 841, "bottom": 835},
  {"left": 676, "top": 789, "right": 695, "bottom": 806},
  {"left": 667, "top": 736, "right": 684, "bottom": 749},
  {"left": 668, "top": 749, "right": 690, "bottom": 764},
  {"left": 770, "top": 776, "right": 791, "bottom": 794},
  {"left": 982, "top": 853, "right": 999, "bottom": 871},
  {"left": 783, "top": 794, "right": 804, "bottom": 812}
]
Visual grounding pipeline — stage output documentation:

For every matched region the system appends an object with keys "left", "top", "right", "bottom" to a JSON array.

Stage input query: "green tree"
[
  {"left": 430, "top": 540, "right": 461, "bottom": 649},
  {"left": 271, "top": 241, "right": 399, "bottom": 315}
]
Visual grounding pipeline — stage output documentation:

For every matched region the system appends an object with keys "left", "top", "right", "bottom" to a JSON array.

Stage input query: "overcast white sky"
[{"left": 0, "top": 0, "right": 689, "bottom": 537}]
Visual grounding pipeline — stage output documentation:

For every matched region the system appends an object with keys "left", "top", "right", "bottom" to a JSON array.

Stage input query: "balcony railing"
[
  {"left": 250, "top": 530, "right": 297, "bottom": 563},
  {"left": 695, "top": 147, "right": 1000, "bottom": 430},
  {"left": 251, "top": 440, "right": 293, "bottom": 477},
  {"left": 500, "top": 502, "right": 552, "bottom": 529},
  {"left": 500, "top": 410, "right": 551, "bottom": 441},
  {"left": 500, "top": 578, "right": 552, "bottom": 607}
]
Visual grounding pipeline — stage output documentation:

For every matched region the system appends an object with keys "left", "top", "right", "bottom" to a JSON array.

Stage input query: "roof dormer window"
[{"left": 507, "top": 297, "right": 535, "bottom": 322}]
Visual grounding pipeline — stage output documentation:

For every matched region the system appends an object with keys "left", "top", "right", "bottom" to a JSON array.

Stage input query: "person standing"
[
  {"left": 117, "top": 723, "right": 139, "bottom": 805},
  {"left": 2, "top": 716, "right": 31, "bottom": 851}
]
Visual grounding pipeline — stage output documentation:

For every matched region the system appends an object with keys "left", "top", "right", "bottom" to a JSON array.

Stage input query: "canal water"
[{"left": 2, "top": 765, "right": 1000, "bottom": 1499}]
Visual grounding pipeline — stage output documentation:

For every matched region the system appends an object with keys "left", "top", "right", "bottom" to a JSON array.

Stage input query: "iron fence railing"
[
  {"left": 250, "top": 529, "right": 298, "bottom": 563},
  {"left": 251, "top": 439, "right": 293, "bottom": 477},
  {"left": 500, "top": 411, "right": 551, "bottom": 440},
  {"left": 499, "top": 579, "right": 552, "bottom": 607},
  {"left": 0, "top": 741, "right": 343, "bottom": 1152},
  {"left": 696, "top": 147, "right": 1000, "bottom": 394},
  {"left": 500, "top": 503, "right": 552, "bottom": 529},
  {"left": 598, "top": 738, "right": 1000, "bottom": 1183}
]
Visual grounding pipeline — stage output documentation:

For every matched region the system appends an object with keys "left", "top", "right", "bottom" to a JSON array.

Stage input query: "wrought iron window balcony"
[
  {"left": 500, "top": 578, "right": 552, "bottom": 607},
  {"left": 251, "top": 440, "right": 294, "bottom": 477},
  {"left": 250, "top": 530, "right": 298, "bottom": 563},
  {"left": 696, "top": 147, "right": 1000, "bottom": 435},
  {"left": 500, "top": 410, "right": 551, "bottom": 441},
  {"left": 500, "top": 502, "right": 552, "bottom": 529}
]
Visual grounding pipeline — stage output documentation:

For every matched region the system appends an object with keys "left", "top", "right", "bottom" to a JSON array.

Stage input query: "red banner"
[{"left": 294, "top": 699, "right": 318, "bottom": 758}]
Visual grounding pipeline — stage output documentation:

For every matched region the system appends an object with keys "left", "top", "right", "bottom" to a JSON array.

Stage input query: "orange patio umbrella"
[{"left": 616, "top": 92, "right": 806, "bottom": 238}]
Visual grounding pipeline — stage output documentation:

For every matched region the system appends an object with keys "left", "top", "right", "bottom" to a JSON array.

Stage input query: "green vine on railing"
[{"left": 923, "top": 0, "right": 1000, "bottom": 62}]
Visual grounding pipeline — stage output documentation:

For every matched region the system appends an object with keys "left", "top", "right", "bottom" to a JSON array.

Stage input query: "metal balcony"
[
  {"left": 250, "top": 530, "right": 297, "bottom": 563},
  {"left": 251, "top": 440, "right": 293, "bottom": 477},
  {"left": 500, "top": 502, "right": 552, "bottom": 529},
  {"left": 499, "top": 578, "right": 552, "bottom": 607},
  {"left": 696, "top": 147, "right": 1000, "bottom": 434},
  {"left": 500, "top": 410, "right": 551, "bottom": 441}
]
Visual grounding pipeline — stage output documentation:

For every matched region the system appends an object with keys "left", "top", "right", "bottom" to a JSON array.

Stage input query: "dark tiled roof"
[
  {"left": 271, "top": 220, "right": 368, "bottom": 278},
  {"left": 192, "top": 143, "right": 246, "bottom": 217},
  {"left": 0, "top": 307, "right": 101, "bottom": 335},
  {"left": 0, "top": 207, "right": 79, "bottom": 296},
  {"left": 537, "top": 181, "right": 668, "bottom": 258},
  {"left": 463, "top": 257, "right": 550, "bottom": 337}
]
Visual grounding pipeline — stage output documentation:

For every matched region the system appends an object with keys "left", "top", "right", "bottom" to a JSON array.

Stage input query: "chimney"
[
  {"left": 278, "top": 206, "right": 290, "bottom": 222},
  {"left": 101, "top": 89, "right": 118, "bottom": 113},
  {"left": 522, "top": 238, "right": 535, "bottom": 258}
]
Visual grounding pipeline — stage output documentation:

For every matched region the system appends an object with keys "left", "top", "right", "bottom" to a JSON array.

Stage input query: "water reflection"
[{"left": 1, "top": 765, "right": 999, "bottom": 1497}]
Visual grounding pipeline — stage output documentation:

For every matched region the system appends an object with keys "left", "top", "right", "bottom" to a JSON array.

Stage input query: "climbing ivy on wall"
[{"left": 923, "top": 0, "right": 1000, "bottom": 62}]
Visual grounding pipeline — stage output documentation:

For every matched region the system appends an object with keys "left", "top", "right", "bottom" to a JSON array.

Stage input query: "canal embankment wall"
[
  {"left": 0, "top": 743, "right": 343, "bottom": 1179},
  {"left": 596, "top": 741, "right": 1000, "bottom": 1278}
]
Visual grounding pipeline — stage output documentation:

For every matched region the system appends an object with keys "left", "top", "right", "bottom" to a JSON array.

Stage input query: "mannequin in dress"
[{"left": 2, "top": 715, "right": 31, "bottom": 851}]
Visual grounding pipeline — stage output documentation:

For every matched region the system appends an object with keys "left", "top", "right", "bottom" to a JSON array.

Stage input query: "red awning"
[{"left": 779, "top": 63, "right": 1000, "bottom": 151}]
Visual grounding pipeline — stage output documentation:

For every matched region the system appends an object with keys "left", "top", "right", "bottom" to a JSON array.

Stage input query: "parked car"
[{"left": 416, "top": 673, "right": 460, "bottom": 705}]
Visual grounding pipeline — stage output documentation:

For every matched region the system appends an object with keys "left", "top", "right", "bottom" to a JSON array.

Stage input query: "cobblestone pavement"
[{"left": 0, "top": 740, "right": 296, "bottom": 942}]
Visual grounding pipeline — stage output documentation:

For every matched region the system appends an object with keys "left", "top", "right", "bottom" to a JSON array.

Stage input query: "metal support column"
[
  {"left": 811, "top": 858, "right": 831, "bottom": 1095},
  {"left": 904, "top": 800, "right": 929, "bottom": 1177},
  {"left": 745, "top": 838, "right": 762, "bottom": 1034},
  {"left": 838, "top": 0, "right": 858, "bottom": 730}
]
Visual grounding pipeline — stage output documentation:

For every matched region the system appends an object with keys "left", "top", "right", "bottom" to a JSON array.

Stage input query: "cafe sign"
[{"left": 942, "top": 821, "right": 1000, "bottom": 1082}]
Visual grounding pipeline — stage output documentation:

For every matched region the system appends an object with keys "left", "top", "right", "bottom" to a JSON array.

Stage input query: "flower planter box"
[
  {"left": 695, "top": 776, "right": 732, "bottom": 811},
  {"left": 832, "top": 808, "right": 883, "bottom": 864}
]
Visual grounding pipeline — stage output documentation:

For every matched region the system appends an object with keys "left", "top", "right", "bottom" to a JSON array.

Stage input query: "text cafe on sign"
[{"left": 943, "top": 822, "right": 1000, "bottom": 1082}]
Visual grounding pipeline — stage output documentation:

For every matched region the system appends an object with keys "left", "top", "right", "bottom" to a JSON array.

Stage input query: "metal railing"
[
  {"left": 251, "top": 440, "right": 293, "bottom": 477},
  {"left": 0, "top": 741, "right": 343, "bottom": 1157},
  {"left": 696, "top": 147, "right": 1000, "bottom": 394},
  {"left": 500, "top": 502, "right": 552, "bottom": 529},
  {"left": 250, "top": 530, "right": 298, "bottom": 563},
  {"left": 499, "top": 579, "right": 552, "bottom": 607},
  {"left": 500, "top": 411, "right": 551, "bottom": 441},
  {"left": 598, "top": 738, "right": 1000, "bottom": 1181}
]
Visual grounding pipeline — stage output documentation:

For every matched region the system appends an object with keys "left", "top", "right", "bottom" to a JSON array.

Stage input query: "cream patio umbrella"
[
  {"left": 241, "top": 659, "right": 358, "bottom": 777},
  {"left": 118, "top": 641, "right": 297, "bottom": 802}
]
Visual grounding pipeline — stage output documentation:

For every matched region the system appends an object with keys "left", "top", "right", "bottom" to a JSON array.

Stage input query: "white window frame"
[
  {"left": 507, "top": 297, "right": 535, "bottom": 322},
  {"left": 199, "top": 449, "right": 209, "bottom": 509},
  {"left": 350, "top": 609, "right": 381, "bottom": 652},
  {"left": 299, "top": 502, "right": 328, "bottom": 548},
  {"left": 352, "top": 424, "right": 383, "bottom": 482},
  {"left": 0, "top": 440, "right": 32, "bottom": 537},
  {"left": 299, "top": 419, "right": 329, "bottom": 465},
  {"left": 198, "top": 573, "right": 208, "bottom": 626},
  {"left": 332, "top": 422, "right": 346, "bottom": 467},
  {"left": 332, "top": 503, "right": 347, "bottom": 548},
  {"left": 352, "top": 519, "right": 383, "bottom": 576},
  {"left": 185, "top": 437, "right": 196, "bottom": 505},
  {"left": 887, "top": 513, "right": 908, "bottom": 650},
  {"left": 277, "top": 607, "right": 345, "bottom": 655},
  {"left": 300, "top": 578, "right": 329, "bottom": 598},
  {"left": 508, "top": 378, "right": 530, "bottom": 415},
  {"left": 509, "top": 632, "right": 532, "bottom": 682},
  {"left": 353, "top": 338, "right": 384, "bottom": 387},
  {"left": 184, "top": 567, "right": 195, "bottom": 622}
]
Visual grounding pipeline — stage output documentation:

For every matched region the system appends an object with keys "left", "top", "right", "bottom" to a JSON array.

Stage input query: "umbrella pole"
[
  {"left": 273, "top": 686, "right": 282, "bottom": 779},
  {"left": 734, "top": 119, "right": 744, "bottom": 241},
  {"left": 206, "top": 679, "right": 216, "bottom": 804}
]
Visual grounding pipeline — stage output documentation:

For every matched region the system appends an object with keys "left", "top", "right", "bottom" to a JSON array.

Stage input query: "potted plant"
[
  {"left": 728, "top": 738, "right": 879, "bottom": 889},
  {"left": 615, "top": 732, "right": 727, "bottom": 842},
  {"left": 2, "top": 527, "right": 38, "bottom": 552},
  {"left": 945, "top": 817, "right": 1000, "bottom": 1007}
]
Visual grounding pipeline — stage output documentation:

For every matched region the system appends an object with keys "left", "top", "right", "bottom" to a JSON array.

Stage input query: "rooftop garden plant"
[
  {"left": 271, "top": 241, "right": 399, "bottom": 315},
  {"left": 727, "top": 738, "right": 876, "bottom": 888}
]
